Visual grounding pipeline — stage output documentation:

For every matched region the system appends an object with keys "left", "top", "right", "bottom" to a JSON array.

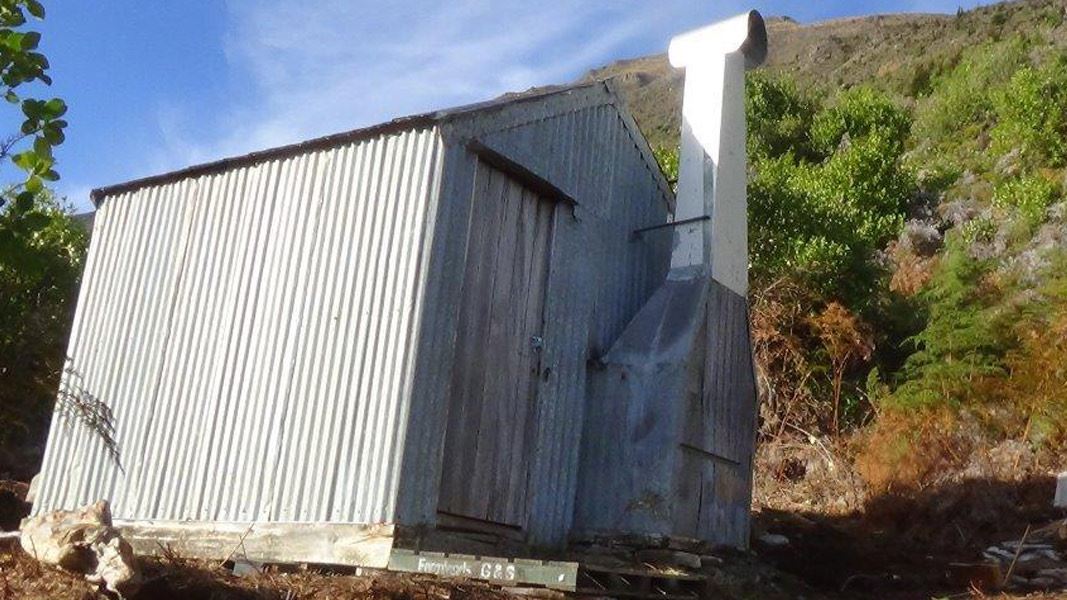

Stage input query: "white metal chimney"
[
  {"left": 576, "top": 11, "right": 768, "bottom": 548},
  {"left": 667, "top": 11, "right": 767, "bottom": 296}
]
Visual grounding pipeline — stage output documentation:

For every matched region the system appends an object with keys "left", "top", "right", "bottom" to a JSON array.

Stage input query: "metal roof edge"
[
  {"left": 600, "top": 78, "right": 677, "bottom": 213},
  {"left": 89, "top": 113, "right": 438, "bottom": 206},
  {"left": 89, "top": 82, "right": 608, "bottom": 207},
  {"left": 434, "top": 80, "right": 605, "bottom": 121}
]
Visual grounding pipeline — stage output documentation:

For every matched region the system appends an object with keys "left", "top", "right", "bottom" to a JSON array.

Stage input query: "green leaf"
[
  {"left": 32, "top": 135, "right": 50, "bottom": 158},
  {"left": 19, "top": 210, "right": 49, "bottom": 233},
  {"left": 26, "top": 0, "right": 45, "bottom": 19},
  {"left": 22, "top": 98, "right": 41, "bottom": 118},
  {"left": 43, "top": 97, "right": 65, "bottom": 117},
  {"left": 4, "top": 90, "right": 18, "bottom": 104},
  {"left": 0, "top": 30, "right": 23, "bottom": 51},
  {"left": 4, "top": 9, "right": 25, "bottom": 27},
  {"left": 14, "top": 190, "right": 34, "bottom": 212},
  {"left": 20, "top": 30, "right": 38, "bottom": 50},
  {"left": 25, "top": 174, "right": 42, "bottom": 193},
  {"left": 42, "top": 125, "right": 63, "bottom": 145},
  {"left": 12, "top": 149, "right": 35, "bottom": 170},
  {"left": 32, "top": 154, "right": 52, "bottom": 175},
  {"left": 40, "top": 168, "right": 58, "bottom": 181}
]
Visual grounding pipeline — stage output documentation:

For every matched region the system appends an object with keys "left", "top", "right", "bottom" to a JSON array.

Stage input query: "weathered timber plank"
[
  {"left": 388, "top": 548, "right": 578, "bottom": 591},
  {"left": 439, "top": 162, "right": 501, "bottom": 516},
  {"left": 479, "top": 173, "right": 523, "bottom": 522},
  {"left": 116, "top": 520, "right": 394, "bottom": 568},
  {"left": 436, "top": 511, "right": 525, "bottom": 542}
]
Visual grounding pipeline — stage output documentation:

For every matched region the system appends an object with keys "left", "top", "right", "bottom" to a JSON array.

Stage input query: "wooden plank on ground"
[{"left": 388, "top": 548, "right": 578, "bottom": 591}]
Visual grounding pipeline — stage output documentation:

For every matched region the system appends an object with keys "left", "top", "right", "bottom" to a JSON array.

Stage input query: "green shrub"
[
  {"left": 992, "top": 173, "right": 1060, "bottom": 225},
  {"left": 750, "top": 95, "right": 914, "bottom": 303},
  {"left": 991, "top": 61, "right": 1067, "bottom": 167},
  {"left": 810, "top": 87, "right": 911, "bottom": 158},
  {"left": 0, "top": 191, "right": 87, "bottom": 472},
  {"left": 913, "top": 37, "right": 1029, "bottom": 147},
  {"left": 746, "top": 72, "right": 819, "bottom": 162},
  {"left": 890, "top": 233, "right": 1009, "bottom": 408}
]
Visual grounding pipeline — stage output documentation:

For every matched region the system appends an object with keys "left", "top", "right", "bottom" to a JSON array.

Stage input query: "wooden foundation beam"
[{"left": 116, "top": 520, "right": 395, "bottom": 568}]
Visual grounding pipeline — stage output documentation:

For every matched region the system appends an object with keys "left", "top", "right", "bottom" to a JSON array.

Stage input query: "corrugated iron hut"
[
  {"left": 33, "top": 80, "right": 674, "bottom": 564},
  {"left": 32, "top": 10, "right": 767, "bottom": 577}
]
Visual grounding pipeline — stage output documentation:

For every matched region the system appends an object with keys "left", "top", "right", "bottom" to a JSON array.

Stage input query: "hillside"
[{"left": 587, "top": 0, "right": 1067, "bottom": 149}]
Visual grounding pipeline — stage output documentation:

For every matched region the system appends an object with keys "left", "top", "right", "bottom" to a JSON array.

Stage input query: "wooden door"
[{"left": 437, "top": 160, "right": 556, "bottom": 528}]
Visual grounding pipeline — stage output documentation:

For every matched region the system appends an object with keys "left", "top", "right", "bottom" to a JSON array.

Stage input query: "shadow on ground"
[{"left": 754, "top": 475, "right": 1062, "bottom": 598}]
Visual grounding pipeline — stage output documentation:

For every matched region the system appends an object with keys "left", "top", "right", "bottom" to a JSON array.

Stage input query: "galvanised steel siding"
[
  {"left": 479, "top": 102, "right": 671, "bottom": 356},
  {"left": 396, "top": 92, "right": 672, "bottom": 547},
  {"left": 35, "top": 127, "right": 444, "bottom": 525}
]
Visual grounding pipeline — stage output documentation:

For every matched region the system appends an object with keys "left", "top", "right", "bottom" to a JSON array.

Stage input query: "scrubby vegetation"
[
  {"left": 656, "top": 3, "right": 1067, "bottom": 495},
  {"left": 0, "top": 192, "right": 85, "bottom": 478},
  {"left": 0, "top": 0, "right": 75, "bottom": 479}
]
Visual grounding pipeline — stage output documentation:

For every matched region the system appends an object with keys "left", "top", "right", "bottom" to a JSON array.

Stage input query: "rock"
[
  {"left": 983, "top": 546, "right": 1015, "bottom": 562},
  {"left": 24, "top": 474, "right": 39, "bottom": 505},
  {"left": 1048, "top": 201, "right": 1067, "bottom": 223},
  {"left": 700, "top": 554, "right": 724, "bottom": 567},
  {"left": 19, "top": 500, "right": 141, "bottom": 598},
  {"left": 898, "top": 219, "right": 943, "bottom": 257},
  {"left": 665, "top": 535, "right": 707, "bottom": 553},
  {"left": 636, "top": 548, "right": 703, "bottom": 570},
  {"left": 986, "top": 440, "right": 1035, "bottom": 481},
  {"left": 1036, "top": 568, "right": 1067, "bottom": 584},
  {"left": 232, "top": 557, "right": 265, "bottom": 577},
  {"left": 995, "top": 148, "right": 1022, "bottom": 177},
  {"left": 938, "top": 198, "right": 981, "bottom": 228},
  {"left": 757, "top": 533, "right": 790, "bottom": 548}
]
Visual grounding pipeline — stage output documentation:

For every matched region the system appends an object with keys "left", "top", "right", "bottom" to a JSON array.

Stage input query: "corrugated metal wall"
[
  {"left": 397, "top": 90, "right": 672, "bottom": 547},
  {"left": 35, "top": 127, "right": 444, "bottom": 525},
  {"left": 478, "top": 101, "right": 672, "bottom": 357}
]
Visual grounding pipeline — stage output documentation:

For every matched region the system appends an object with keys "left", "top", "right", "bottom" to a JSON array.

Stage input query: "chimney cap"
[{"left": 668, "top": 10, "right": 768, "bottom": 70}]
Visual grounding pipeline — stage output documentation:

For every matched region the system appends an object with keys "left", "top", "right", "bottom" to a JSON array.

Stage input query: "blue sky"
[{"left": 26, "top": 0, "right": 996, "bottom": 212}]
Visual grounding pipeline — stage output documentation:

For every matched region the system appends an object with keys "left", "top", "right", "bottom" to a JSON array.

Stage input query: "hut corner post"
[{"left": 573, "top": 12, "right": 766, "bottom": 547}]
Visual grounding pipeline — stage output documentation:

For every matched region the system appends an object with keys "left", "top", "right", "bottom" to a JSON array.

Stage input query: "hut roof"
[{"left": 90, "top": 80, "right": 670, "bottom": 206}]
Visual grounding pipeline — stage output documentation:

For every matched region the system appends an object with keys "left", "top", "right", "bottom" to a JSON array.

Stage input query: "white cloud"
[{"left": 152, "top": 0, "right": 731, "bottom": 169}]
